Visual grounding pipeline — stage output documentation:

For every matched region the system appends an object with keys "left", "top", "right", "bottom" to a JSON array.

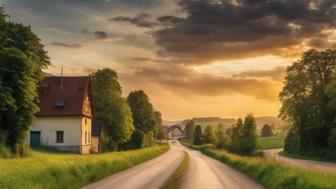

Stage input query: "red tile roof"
[{"left": 37, "top": 76, "right": 92, "bottom": 117}]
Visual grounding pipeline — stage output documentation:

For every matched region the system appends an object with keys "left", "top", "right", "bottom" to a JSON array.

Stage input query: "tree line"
[
  {"left": 184, "top": 114, "right": 258, "bottom": 155},
  {"left": 280, "top": 49, "right": 336, "bottom": 159}
]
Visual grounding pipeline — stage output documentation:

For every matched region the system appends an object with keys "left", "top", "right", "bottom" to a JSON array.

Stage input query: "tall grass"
[
  {"left": 203, "top": 148, "right": 336, "bottom": 189},
  {"left": 0, "top": 144, "right": 169, "bottom": 189},
  {"left": 160, "top": 151, "right": 189, "bottom": 189}
]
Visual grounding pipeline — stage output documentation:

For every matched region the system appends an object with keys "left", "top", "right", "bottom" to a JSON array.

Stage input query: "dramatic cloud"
[
  {"left": 234, "top": 66, "right": 286, "bottom": 82},
  {"left": 157, "top": 15, "right": 184, "bottom": 25},
  {"left": 110, "top": 13, "right": 157, "bottom": 28},
  {"left": 155, "top": 0, "right": 336, "bottom": 64},
  {"left": 124, "top": 64, "right": 281, "bottom": 101},
  {"left": 51, "top": 42, "right": 83, "bottom": 48},
  {"left": 93, "top": 31, "right": 109, "bottom": 39}
]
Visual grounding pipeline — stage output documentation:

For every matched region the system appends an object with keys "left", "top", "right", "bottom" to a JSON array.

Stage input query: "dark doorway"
[{"left": 30, "top": 131, "right": 41, "bottom": 147}]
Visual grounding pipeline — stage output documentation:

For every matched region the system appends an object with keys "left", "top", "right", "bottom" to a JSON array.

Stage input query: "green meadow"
[
  {"left": 257, "top": 134, "right": 285, "bottom": 150},
  {"left": 0, "top": 145, "right": 169, "bottom": 189}
]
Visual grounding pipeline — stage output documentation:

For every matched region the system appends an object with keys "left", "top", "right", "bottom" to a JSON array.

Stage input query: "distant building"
[
  {"left": 27, "top": 76, "right": 99, "bottom": 154},
  {"left": 167, "top": 125, "right": 183, "bottom": 139}
]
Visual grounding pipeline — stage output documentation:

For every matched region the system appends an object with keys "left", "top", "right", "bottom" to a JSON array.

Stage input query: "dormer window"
[{"left": 55, "top": 100, "right": 65, "bottom": 109}]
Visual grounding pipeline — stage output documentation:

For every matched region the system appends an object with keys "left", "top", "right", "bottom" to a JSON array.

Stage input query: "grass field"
[
  {"left": 257, "top": 134, "right": 285, "bottom": 150},
  {"left": 0, "top": 145, "right": 169, "bottom": 189},
  {"left": 160, "top": 151, "right": 189, "bottom": 189}
]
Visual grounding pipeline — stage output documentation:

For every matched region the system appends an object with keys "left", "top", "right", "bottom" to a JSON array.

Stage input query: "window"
[
  {"left": 88, "top": 131, "right": 91, "bottom": 143},
  {"left": 56, "top": 131, "right": 64, "bottom": 143},
  {"left": 84, "top": 118, "right": 87, "bottom": 125},
  {"left": 55, "top": 100, "right": 65, "bottom": 109},
  {"left": 85, "top": 131, "right": 87, "bottom": 144}
]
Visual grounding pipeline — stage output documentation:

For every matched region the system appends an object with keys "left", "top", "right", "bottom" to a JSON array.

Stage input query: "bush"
[
  {"left": 260, "top": 124, "right": 273, "bottom": 137},
  {"left": 193, "top": 125, "right": 202, "bottom": 145}
]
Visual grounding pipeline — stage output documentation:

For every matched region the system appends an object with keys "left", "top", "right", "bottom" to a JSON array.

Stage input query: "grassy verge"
[
  {"left": 279, "top": 151, "right": 336, "bottom": 163},
  {"left": 0, "top": 144, "right": 169, "bottom": 189},
  {"left": 257, "top": 134, "right": 285, "bottom": 150},
  {"left": 160, "top": 151, "right": 189, "bottom": 189},
  {"left": 197, "top": 147, "right": 336, "bottom": 189}
]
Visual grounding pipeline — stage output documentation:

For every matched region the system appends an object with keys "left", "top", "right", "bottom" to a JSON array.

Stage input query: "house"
[
  {"left": 91, "top": 118, "right": 104, "bottom": 153},
  {"left": 27, "top": 76, "right": 97, "bottom": 154},
  {"left": 167, "top": 125, "right": 183, "bottom": 139}
]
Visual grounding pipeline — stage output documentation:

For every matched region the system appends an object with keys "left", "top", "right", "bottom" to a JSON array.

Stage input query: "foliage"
[
  {"left": 141, "top": 132, "right": 156, "bottom": 148},
  {"left": 0, "top": 48, "right": 40, "bottom": 155},
  {"left": 202, "top": 125, "right": 217, "bottom": 145},
  {"left": 184, "top": 120, "right": 195, "bottom": 141},
  {"left": 193, "top": 125, "right": 202, "bottom": 145},
  {"left": 0, "top": 7, "right": 50, "bottom": 156},
  {"left": 229, "top": 115, "right": 257, "bottom": 155},
  {"left": 91, "top": 68, "right": 134, "bottom": 151},
  {"left": 126, "top": 90, "right": 157, "bottom": 149},
  {"left": 215, "top": 130, "right": 229, "bottom": 149},
  {"left": 260, "top": 124, "right": 274, "bottom": 137},
  {"left": 0, "top": 145, "right": 169, "bottom": 189},
  {"left": 280, "top": 49, "right": 336, "bottom": 159},
  {"left": 154, "top": 111, "right": 165, "bottom": 140},
  {"left": 160, "top": 151, "right": 189, "bottom": 189}
]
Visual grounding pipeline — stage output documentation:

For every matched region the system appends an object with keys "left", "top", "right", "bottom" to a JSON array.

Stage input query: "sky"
[{"left": 2, "top": 0, "right": 336, "bottom": 120}]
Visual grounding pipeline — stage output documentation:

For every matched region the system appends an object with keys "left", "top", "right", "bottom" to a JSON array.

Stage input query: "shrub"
[{"left": 260, "top": 124, "right": 273, "bottom": 137}]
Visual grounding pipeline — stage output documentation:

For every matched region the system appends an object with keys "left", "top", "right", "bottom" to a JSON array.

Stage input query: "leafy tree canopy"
[{"left": 92, "top": 68, "right": 134, "bottom": 151}]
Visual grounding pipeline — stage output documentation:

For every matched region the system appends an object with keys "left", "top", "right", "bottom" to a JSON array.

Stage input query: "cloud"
[
  {"left": 51, "top": 42, "right": 83, "bottom": 48},
  {"left": 110, "top": 13, "right": 157, "bottom": 28},
  {"left": 93, "top": 30, "right": 109, "bottom": 39},
  {"left": 154, "top": 0, "right": 336, "bottom": 65},
  {"left": 157, "top": 15, "right": 184, "bottom": 25},
  {"left": 123, "top": 64, "right": 281, "bottom": 101},
  {"left": 233, "top": 67, "right": 286, "bottom": 82}
]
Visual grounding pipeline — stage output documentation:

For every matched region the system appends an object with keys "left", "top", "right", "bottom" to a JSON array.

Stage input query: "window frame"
[{"left": 56, "top": 131, "right": 64, "bottom": 143}]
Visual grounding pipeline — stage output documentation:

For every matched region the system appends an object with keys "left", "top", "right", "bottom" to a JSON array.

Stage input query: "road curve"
[
  {"left": 82, "top": 143, "right": 184, "bottom": 189},
  {"left": 264, "top": 149, "right": 336, "bottom": 173},
  {"left": 176, "top": 141, "right": 264, "bottom": 189}
]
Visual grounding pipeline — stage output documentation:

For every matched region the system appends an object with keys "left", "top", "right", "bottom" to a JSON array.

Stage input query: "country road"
[
  {"left": 82, "top": 143, "right": 184, "bottom": 189},
  {"left": 83, "top": 140, "right": 264, "bottom": 189},
  {"left": 176, "top": 141, "right": 264, "bottom": 189},
  {"left": 264, "top": 149, "right": 336, "bottom": 173}
]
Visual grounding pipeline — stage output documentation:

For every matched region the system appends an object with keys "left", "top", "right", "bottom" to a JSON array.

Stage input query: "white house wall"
[{"left": 28, "top": 116, "right": 82, "bottom": 152}]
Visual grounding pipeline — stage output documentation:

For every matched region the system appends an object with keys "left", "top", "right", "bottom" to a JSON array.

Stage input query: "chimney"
[{"left": 60, "top": 65, "right": 64, "bottom": 91}]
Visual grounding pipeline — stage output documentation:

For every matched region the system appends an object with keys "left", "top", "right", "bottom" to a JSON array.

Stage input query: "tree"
[
  {"left": 229, "top": 118, "right": 243, "bottom": 153},
  {"left": 193, "top": 125, "right": 202, "bottom": 145},
  {"left": 0, "top": 7, "right": 50, "bottom": 155},
  {"left": 92, "top": 68, "right": 134, "bottom": 151},
  {"left": 154, "top": 111, "right": 166, "bottom": 140},
  {"left": 0, "top": 48, "right": 39, "bottom": 155},
  {"left": 184, "top": 120, "right": 195, "bottom": 141},
  {"left": 240, "top": 114, "right": 257, "bottom": 155},
  {"left": 202, "top": 125, "right": 216, "bottom": 145},
  {"left": 228, "top": 115, "right": 257, "bottom": 155},
  {"left": 280, "top": 49, "right": 336, "bottom": 157},
  {"left": 215, "top": 130, "right": 229, "bottom": 149},
  {"left": 260, "top": 124, "right": 274, "bottom": 137},
  {"left": 127, "top": 90, "right": 157, "bottom": 149}
]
